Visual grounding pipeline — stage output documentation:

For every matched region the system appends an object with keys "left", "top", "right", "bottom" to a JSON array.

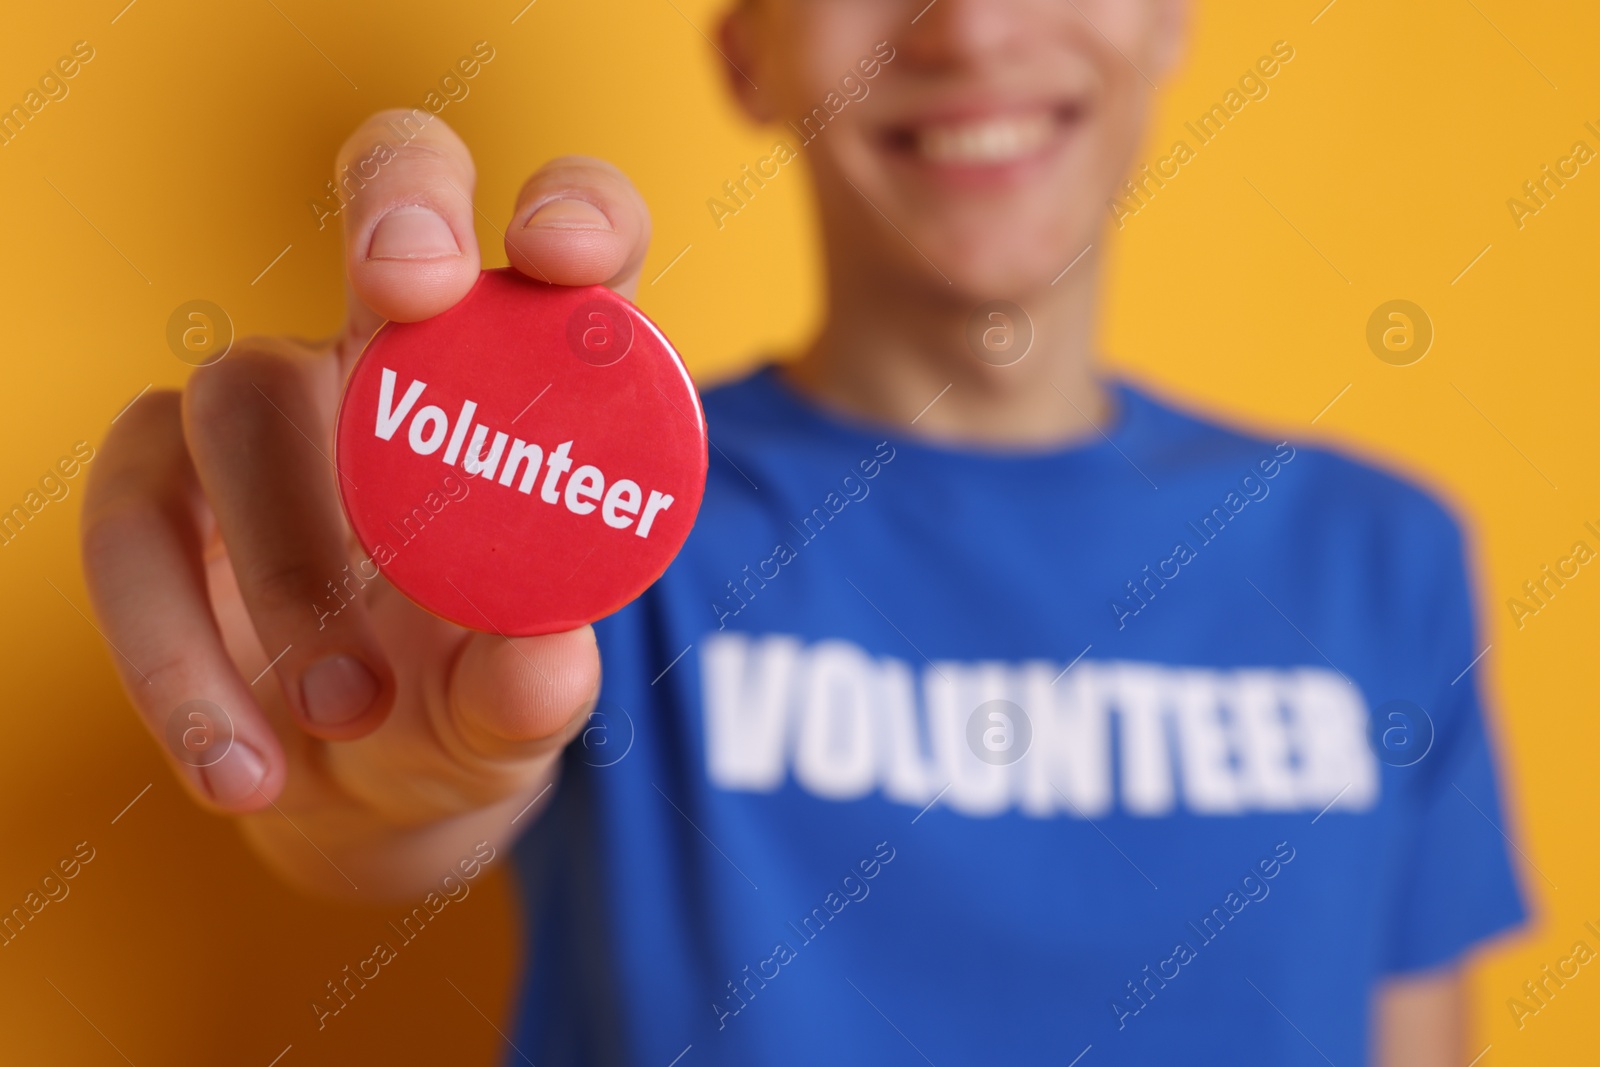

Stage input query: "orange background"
[{"left": 1, "top": 0, "right": 1596, "bottom": 1062}]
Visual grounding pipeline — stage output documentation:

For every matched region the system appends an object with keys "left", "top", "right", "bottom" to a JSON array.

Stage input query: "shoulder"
[
  {"left": 1129, "top": 381, "right": 1481, "bottom": 669},
  {"left": 1126, "top": 376, "right": 1466, "bottom": 557}
]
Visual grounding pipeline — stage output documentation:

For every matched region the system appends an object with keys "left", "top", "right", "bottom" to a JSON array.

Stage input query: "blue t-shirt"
[{"left": 510, "top": 366, "right": 1524, "bottom": 1066}]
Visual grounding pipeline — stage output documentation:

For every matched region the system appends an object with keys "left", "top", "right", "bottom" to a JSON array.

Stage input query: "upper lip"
[{"left": 876, "top": 92, "right": 1091, "bottom": 131}]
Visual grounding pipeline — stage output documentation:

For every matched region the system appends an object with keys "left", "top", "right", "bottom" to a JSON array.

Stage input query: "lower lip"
[{"left": 884, "top": 118, "right": 1080, "bottom": 191}]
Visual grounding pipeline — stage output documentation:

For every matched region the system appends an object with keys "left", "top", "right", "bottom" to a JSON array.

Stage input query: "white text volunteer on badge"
[{"left": 373, "top": 367, "right": 677, "bottom": 538}]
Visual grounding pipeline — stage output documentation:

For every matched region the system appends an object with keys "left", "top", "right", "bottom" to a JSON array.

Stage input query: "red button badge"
[{"left": 334, "top": 268, "right": 707, "bottom": 636}]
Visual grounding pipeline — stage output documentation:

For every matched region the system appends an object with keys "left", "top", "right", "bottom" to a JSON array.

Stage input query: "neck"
[{"left": 783, "top": 242, "right": 1110, "bottom": 449}]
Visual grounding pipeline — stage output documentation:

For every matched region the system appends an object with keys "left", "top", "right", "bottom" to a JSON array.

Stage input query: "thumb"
[{"left": 445, "top": 625, "right": 600, "bottom": 764}]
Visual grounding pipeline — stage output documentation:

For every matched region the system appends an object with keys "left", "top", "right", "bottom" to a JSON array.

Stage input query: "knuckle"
[
  {"left": 387, "top": 137, "right": 463, "bottom": 171},
  {"left": 240, "top": 557, "right": 326, "bottom": 617},
  {"left": 337, "top": 111, "right": 472, "bottom": 185},
  {"left": 91, "top": 392, "right": 182, "bottom": 488},
  {"left": 104, "top": 388, "right": 180, "bottom": 443},
  {"left": 84, "top": 394, "right": 188, "bottom": 516},
  {"left": 139, "top": 648, "right": 208, "bottom": 705},
  {"left": 182, "top": 345, "right": 300, "bottom": 446},
  {"left": 340, "top": 108, "right": 443, "bottom": 153},
  {"left": 356, "top": 106, "right": 431, "bottom": 135},
  {"left": 419, "top": 764, "right": 549, "bottom": 820},
  {"left": 451, "top": 759, "right": 550, "bottom": 806},
  {"left": 182, "top": 342, "right": 254, "bottom": 405}
]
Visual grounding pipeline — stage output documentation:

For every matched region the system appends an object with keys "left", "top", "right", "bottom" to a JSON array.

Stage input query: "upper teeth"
[{"left": 917, "top": 114, "right": 1054, "bottom": 165}]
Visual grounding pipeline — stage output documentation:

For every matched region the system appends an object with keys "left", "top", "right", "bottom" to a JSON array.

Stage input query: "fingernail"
[
  {"left": 367, "top": 205, "right": 460, "bottom": 260},
  {"left": 524, "top": 197, "right": 612, "bottom": 231},
  {"left": 200, "top": 741, "right": 267, "bottom": 806},
  {"left": 301, "top": 655, "right": 380, "bottom": 727}
]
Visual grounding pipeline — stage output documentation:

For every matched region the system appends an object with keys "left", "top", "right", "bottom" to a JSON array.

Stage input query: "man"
[{"left": 81, "top": 0, "right": 1523, "bottom": 1063}]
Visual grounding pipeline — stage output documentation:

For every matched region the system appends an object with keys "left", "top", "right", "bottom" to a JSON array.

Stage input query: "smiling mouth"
[{"left": 884, "top": 104, "right": 1085, "bottom": 168}]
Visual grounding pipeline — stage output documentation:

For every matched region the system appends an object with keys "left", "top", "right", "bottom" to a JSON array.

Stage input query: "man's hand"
[{"left": 79, "top": 111, "right": 653, "bottom": 899}]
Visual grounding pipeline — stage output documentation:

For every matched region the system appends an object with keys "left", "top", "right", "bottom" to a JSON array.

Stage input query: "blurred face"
[{"left": 724, "top": 0, "right": 1186, "bottom": 300}]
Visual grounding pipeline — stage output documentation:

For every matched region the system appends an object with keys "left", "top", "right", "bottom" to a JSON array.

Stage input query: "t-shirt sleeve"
[{"left": 1380, "top": 509, "right": 1528, "bottom": 975}]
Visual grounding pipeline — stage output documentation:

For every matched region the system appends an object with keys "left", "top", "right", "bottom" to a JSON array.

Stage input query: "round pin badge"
[{"left": 335, "top": 268, "right": 707, "bottom": 636}]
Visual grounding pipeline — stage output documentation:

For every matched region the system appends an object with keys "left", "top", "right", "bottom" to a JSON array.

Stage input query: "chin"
[
  {"left": 939, "top": 258, "right": 1063, "bottom": 304},
  {"left": 905, "top": 213, "right": 1100, "bottom": 302}
]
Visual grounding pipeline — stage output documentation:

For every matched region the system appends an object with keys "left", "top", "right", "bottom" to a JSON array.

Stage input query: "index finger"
[{"left": 335, "top": 109, "right": 484, "bottom": 348}]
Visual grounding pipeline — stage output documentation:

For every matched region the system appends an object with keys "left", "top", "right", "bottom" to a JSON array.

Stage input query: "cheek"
[
  {"left": 1074, "top": 0, "right": 1161, "bottom": 60},
  {"left": 785, "top": 5, "right": 893, "bottom": 106},
  {"left": 1080, "top": 73, "right": 1160, "bottom": 202}
]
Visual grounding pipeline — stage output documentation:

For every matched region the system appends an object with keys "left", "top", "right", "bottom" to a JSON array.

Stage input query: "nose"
[{"left": 901, "top": 0, "right": 1031, "bottom": 69}]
